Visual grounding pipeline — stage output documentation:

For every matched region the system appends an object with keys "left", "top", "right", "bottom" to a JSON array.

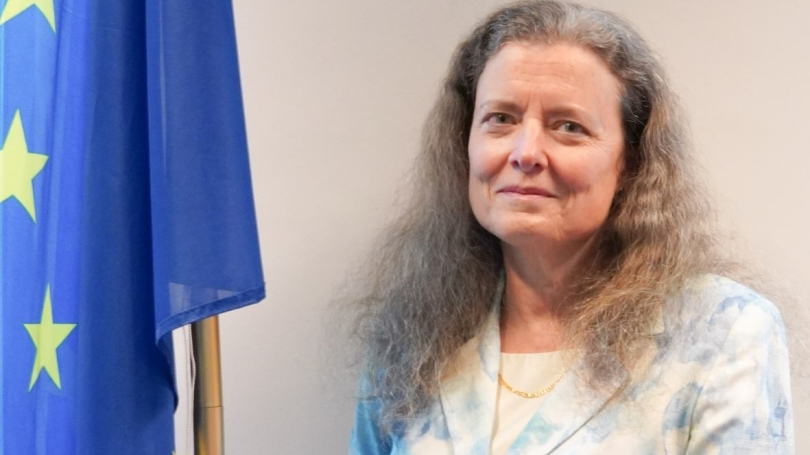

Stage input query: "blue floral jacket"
[{"left": 350, "top": 275, "right": 794, "bottom": 454}]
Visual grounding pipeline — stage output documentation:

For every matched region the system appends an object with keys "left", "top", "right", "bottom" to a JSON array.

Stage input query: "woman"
[{"left": 348, "top": 1, "right": 794, "bottom": 453}]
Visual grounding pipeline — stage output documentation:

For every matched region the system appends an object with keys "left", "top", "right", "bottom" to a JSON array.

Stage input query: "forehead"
[{"left": 475, "top": 41, "right": 622, "bottom": 109}]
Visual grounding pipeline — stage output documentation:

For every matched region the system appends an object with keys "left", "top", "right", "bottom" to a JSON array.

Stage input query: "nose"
[{"left": 509, "top": 121, "right": 547, "bottom": 173}]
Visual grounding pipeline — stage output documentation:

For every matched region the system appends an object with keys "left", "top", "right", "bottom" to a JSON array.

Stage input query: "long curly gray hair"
[{"left": 350, "top": 0, "right": 726, "bottom": 431}]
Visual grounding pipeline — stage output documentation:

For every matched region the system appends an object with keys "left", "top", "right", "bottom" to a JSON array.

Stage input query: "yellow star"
[
  {"left": 0, "top": 0, "right": 55, "bottom": 31},
  {"left": 24, "top": 286, "right": 76, "bottom": 391},
  {"left": 0, "top": 110, "right": 48, "bottom": 222}
]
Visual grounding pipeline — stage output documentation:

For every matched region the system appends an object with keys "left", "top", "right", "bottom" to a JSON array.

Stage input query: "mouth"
[{"left": 497, "top": 185, "right": 555, "bottom": 198}]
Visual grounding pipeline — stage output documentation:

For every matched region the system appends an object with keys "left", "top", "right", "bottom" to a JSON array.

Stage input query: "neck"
[{"left": 499, "top": 237, "right": 596, "bottom": 353}]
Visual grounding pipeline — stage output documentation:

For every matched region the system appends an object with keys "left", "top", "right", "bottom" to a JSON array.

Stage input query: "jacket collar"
[
  {"left": 439, "top": 293, "right": 502, "bottom": 455},
  {"left": 439, "top": 278, "right": 631, "bottom": 454},
  {"left": 506, "top": 354, "right": 626, "bottom": 453}
]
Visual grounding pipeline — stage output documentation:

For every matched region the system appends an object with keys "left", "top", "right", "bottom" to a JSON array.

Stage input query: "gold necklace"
[{"left": 498, "top": 373, "right": 563, "bottom": 399}]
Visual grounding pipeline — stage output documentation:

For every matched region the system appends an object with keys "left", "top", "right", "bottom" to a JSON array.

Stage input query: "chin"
[
  {"left": 483, "top": 218, "right": 601, "bottom": 254},
  {"left": 481, "top": 220, "right": 554, "bottom": 247}
]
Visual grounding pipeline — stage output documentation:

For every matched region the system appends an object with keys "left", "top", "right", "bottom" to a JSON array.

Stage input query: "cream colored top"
[{"left": 491, "top": 351, "right": 567, "bottom": 455}]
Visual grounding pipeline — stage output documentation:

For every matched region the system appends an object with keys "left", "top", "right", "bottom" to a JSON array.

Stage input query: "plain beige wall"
[{"left": 173, "top": 1, "right": 810, "bottom": 453}]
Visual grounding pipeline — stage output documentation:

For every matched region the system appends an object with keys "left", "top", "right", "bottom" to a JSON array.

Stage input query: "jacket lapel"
[
  {"left": 506, "top": 361, "right": 625, "bottom": 454},
  {"left": 506, "top": 309, "right": 663, "bottom": 454},
  {"left": 441, "top": 325, "right": 624, "bottom": 455},
  {"left": 439, "top": 277, "right": 663, "bottom": 455},
  {"left": 439, "top": 302, "right": 502, "bottom": 454}
]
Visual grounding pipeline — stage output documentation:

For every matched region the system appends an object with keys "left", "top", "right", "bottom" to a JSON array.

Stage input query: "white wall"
[{"left": 174, "top": 1, "right": 810, "bottom": 453}]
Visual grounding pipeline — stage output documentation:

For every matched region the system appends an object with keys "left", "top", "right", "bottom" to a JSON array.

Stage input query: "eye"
[
  {"left": 484, "top": 113, "right": 516, "bottom": 125},
  {"left": 558, "top": 121, "right": 585, "bottom": 134}
]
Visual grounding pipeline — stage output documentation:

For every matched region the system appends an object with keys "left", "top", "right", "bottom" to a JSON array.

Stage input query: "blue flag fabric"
[{"left": 0, "top": 0, "right": 265, "bottom": 453}]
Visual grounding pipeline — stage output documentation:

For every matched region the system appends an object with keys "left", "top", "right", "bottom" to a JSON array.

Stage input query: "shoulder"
[
  {"left": 349, "top": 373, "right": 393, "bottom": 455},
  {"left": 680, "top": 274, "right": 779, "bottom": 314},
  {"left": 651, "top": 274, "right": 791, "bottom": 385},
  {"left": 665, "top": 275, "right": 795, "bottom": 452},
  {"left": 669, "top": 274, "right": 787, "bottom": 349}
]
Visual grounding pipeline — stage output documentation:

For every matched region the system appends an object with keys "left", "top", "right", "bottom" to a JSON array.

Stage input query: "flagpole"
[{"left": 192, "top": 316, "right": 225, "bottom": 455}]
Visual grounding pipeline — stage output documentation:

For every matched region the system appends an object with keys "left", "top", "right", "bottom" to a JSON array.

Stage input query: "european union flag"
[{"left": 0, "top": 0, "right": 265, "bottom": 453}]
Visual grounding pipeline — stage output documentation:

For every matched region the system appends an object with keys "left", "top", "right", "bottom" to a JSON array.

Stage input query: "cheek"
[
  {"left": 467, "top": 141, "right": 486, "bottom": 180},
  {"left": 467, "top": 146, "right": 496, "bottom": 226},
  {"left": 555, "top": 155, "right": 622, "bottom": 207},
  {"left": 468, "top": 138, "right": 504, "bottom": 182},
  {"left": 468, "top": 164, "right": 490, "bottom": 218}
]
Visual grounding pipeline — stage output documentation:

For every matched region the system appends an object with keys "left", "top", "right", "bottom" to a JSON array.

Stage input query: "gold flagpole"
[{"left": 192, "top": 316, "right": 224, "bottom": 455}]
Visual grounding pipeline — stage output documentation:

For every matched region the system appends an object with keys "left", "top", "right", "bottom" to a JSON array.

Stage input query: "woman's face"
[{"left": 468, "top": 41, "right": 625, "bottom": 253}]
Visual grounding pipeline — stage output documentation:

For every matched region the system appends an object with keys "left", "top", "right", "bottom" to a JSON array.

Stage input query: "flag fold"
[{"left": 0, "top": 0, "right": 264, "bottom": 452}]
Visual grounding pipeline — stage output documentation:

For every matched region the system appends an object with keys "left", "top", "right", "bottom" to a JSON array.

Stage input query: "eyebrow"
[{"left": 475, "top": 99, "right": 523, "bottom": 113}]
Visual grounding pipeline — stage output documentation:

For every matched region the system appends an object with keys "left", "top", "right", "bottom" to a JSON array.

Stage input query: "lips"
[{"left": 498, "top": 185, "right": 555, "bottom": 198}]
